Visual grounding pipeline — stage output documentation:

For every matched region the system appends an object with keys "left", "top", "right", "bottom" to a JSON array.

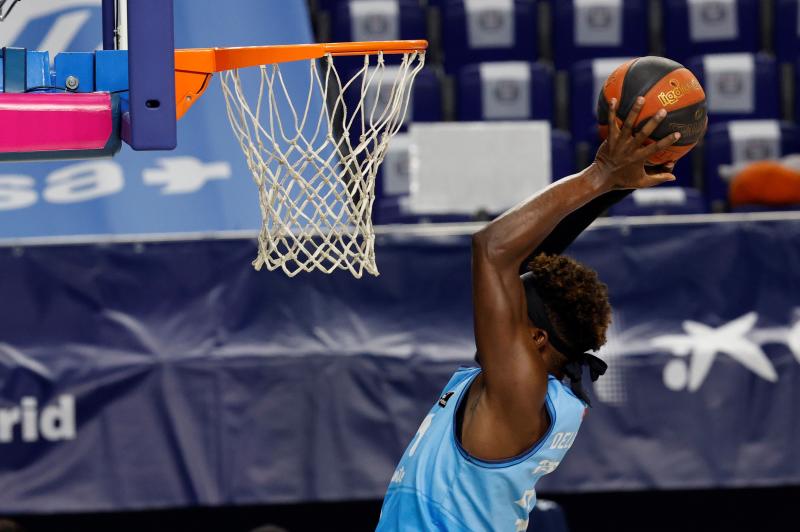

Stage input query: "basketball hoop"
[
  {"left": 0, "top": 0, "right": 22, "bottom": 21},
  {"left": 174, "top": 40, "right": 427, "bottom": 277}
]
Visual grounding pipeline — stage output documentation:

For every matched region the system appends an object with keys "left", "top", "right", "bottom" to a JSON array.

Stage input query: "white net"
[{"left": 220, "top": 50, "right": 425, "bottom": 278}]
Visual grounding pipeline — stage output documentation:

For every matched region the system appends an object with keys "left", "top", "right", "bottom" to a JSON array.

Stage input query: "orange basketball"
[{"left": 597, "top": 56, "right": 708, "bottom": 166}]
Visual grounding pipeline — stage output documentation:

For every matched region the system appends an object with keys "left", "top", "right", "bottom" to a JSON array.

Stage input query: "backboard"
[
  {"left": 0, "top": 0, "right": 177, "bottom": 158},
  {"left": 0, "top": 0, "right": 427, "bottom": 277},
  {"left": 102, "top": 0, "right": 178, "bottom": 150}
]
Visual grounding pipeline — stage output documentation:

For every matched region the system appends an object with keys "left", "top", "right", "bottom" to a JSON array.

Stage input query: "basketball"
[{"left": 597, "top": 56, "right": 708, "bottom": 166}]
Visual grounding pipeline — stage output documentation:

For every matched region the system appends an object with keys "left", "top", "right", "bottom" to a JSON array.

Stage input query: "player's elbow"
[
  {"left": 472, "top": 229, "right": 508, "bottom": 265},
  {"left": 471, "top": 230, "right": 492, "bottom": 259}
]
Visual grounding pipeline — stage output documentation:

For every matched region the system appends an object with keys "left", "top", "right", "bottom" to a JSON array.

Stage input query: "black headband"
[{"left": 520, "top": 272, "right": 607, "bottom": 406}]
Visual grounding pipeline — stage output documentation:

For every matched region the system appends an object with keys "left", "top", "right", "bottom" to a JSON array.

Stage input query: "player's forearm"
[{"left": 472, "top": 164, "right": 613, "bottom": 269}]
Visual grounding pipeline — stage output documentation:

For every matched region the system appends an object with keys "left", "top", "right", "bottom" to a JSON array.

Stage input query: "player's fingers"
[
  {"left": 621, "top": 97, "right": 644, "bottom": 139},
  {"left": 607, "top": 98, "right": 620, "bottom": 144},
  {"left": 634, "top": 109, "right": 667, "bottom": 145},
  {"left": 644, "top": 172, "right": 677, "bottom": 186},
  {"left": 638, "top": 132, "right": 681, "bottom": 160}
]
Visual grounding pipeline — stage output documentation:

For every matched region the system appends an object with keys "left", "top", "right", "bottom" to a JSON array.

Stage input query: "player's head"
[{"left": 522, "top": 255, "right": 611, "bottom": 403}]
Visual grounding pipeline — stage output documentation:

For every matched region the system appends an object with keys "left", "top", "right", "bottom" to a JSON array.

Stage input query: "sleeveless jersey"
[{"left": 376, "top": 367, "right": 586, "bottom": 532}]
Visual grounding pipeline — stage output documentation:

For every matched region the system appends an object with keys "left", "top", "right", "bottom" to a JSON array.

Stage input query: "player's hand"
[{"left": 593, "top": 96, "right": 682, "bottom": 190}]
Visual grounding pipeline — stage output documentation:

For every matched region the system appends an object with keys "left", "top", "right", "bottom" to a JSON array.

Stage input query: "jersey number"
[{"left": 409, "top": 413, "right": 435, "bottom": 457}]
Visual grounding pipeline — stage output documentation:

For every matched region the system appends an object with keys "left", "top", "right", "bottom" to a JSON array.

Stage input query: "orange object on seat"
[{"left": 729, "top": 161, "right": 800, "bottom": 207}]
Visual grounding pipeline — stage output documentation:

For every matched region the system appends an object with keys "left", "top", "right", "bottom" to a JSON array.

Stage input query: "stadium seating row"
[
  {"left": 374, "top": 119, "right": 800, "bottom": 220},
  {"left": 358, "top": 54, "right": 797, "bottom": 142},
  {"left": 313, "top": 1, "right": 800, "bottom": 217},
  {"left": 318, "top": 0, "right": 800, "bottom": 70}
]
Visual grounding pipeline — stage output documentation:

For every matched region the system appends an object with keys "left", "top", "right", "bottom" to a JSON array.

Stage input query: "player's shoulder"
[
  {"left": 436, "top": 366, "right": 481, "bottom": 401},
  {"left": 454, "top": 365, "right": 481, "bottom": 379},
  {"left": 546, "top": 375, "right": 588, "bottom": 415}
]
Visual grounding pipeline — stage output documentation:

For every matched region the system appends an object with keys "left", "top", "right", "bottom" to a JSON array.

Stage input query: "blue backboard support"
[
  {"left": 0, "top": 0, "right": 320, "bottom": 239},
  {"left": 2, "top": 46, "right": 26, "bottom": 92},
  {"left": 102, "top": 0, "right": 177, "bottom": 151},
  {"left": 102, "top": 0, "right": 116, "bottom": 51}
]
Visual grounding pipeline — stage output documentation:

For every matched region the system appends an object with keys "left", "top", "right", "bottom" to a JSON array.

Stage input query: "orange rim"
[
  {"left": 174, "top": 40, "right": 428, "bottom": 74},
  {"left": 173, "top": 40, "right": 427, "bottom": 119},
  {"left": 321, "top": 40, "right": 429, "bottom": 57}
]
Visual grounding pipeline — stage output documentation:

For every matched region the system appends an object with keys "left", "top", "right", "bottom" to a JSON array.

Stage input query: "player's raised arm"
[{"left": 470, "top": 97, "right": 680, "bottom": 424}]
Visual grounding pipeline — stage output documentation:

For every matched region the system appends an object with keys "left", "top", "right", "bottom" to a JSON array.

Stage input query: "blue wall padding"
[
  {"left": 55, "top": 52, "right": 96, "bottom": 93},
  {"left": 95, "top": 50, "right": 129, "bottom": 93},
  {"left": 2, "top": 47, "right": 27, "bottom": 93}
]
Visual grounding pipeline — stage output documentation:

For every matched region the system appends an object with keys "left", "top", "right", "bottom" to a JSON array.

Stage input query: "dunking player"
[{"left": 376, "top": 97, "right": 682, "bottom": 531}]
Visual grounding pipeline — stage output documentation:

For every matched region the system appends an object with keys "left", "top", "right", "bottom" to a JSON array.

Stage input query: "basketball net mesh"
[{"left": 220, "top": 51, "right": 425, "bottom": 277}]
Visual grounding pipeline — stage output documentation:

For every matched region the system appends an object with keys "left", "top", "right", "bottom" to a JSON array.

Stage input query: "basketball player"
[{"left": 376, "top": 97, "right": 682, "bottom": 531}]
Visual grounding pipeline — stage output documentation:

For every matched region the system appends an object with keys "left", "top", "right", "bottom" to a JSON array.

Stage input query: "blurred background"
[{"left": 0, "top": 0, "right": 799, "bottom": 531}]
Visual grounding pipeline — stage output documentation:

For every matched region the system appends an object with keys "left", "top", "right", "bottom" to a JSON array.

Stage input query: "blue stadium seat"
[
  {"left": 609, "top": 187, "right": 707, "bottom": 216},
  {"left": 569, "top": 57, "right": 634, "bottom": 143},
  {"left": 410, "top": 67, "right": 444, "bottom": 123},
  {"left": 662, "top": 0, "right": 760, "bottom": 64},
  {"left": 331, "top": 0, "right": 427, "bottom": 43},
  {"left": 551, "top": 129, "right": 576, "bottom": 179},
  {"left": 314, "top": 0, "right": 339, "bottom": 12},
  {"left": 527, "top": 499, "right": 571, "bottom": 532},
  {"left": 441, "top": 0, "right": 538, "bottom": 73},
  {"left": 686, "top": 53, "right": 780, "bottom": 124},
  {"left": 551, "top": 0, "right": 648, "bottom": 71},
  {"left": 374, "top": 128, "right": 574, "bottom": 224},
  {"left": 774, "top": 0, "right": 800, "bottom": 63},
  {"left": 457, "top": 62, "right": 554, "bottom": 122},
  {"left": 703, "top": 120, "right": 800, "bottom": 209},
  {"left": 670, "top": 156, "right": 696, "bottom": 189},
  {"left": 374, "top": 133, "right": 413, "bottom": 224},
  {"left": 797, "top": 57, "right": 800, "bottom": 124}
]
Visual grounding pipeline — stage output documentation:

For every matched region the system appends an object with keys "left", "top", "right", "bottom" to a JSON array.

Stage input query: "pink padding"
[{"left": 0, "top": 92, "right": 113, "bottom": 153}]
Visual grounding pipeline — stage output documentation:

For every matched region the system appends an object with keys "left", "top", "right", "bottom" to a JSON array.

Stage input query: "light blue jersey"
[{"left": 376, "top": 367, "right": 586, "bottom": 532}]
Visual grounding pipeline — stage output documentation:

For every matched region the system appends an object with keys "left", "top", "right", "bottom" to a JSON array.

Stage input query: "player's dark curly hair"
[{"left": 526, "top": 254, "right": 612, "bottom": 353}]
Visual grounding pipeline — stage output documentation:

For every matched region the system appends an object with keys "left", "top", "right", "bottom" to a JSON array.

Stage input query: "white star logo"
[
  {"left": 652, "top": 312, "right": 778, "bottom": 391},
  {"left": 788, "top": 320, "right": 800, "bottom": 365}
]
